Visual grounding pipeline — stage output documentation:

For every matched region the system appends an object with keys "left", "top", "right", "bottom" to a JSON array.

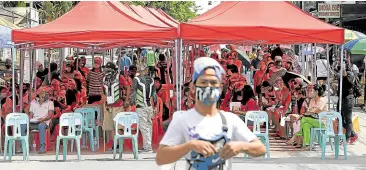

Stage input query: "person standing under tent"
[
  {"left": 338, "top": 61, "right": 358, "bottom": 144},
  {"left": 316, "top": 54, "right": 328, "bottom": 90},
  {"left": 156, "top": 57, "right": 266, "bottom": 170},
  {"left": 130, "top": 67, "right": 157, "bottom": 153},
  {"left": 147, "top": 48, "right": 157, "bottom": 77},
  {"left": 86, "top": 57, "right": 105, "bottom": 104},
  {"left": 36, "top": 61, "right": 49, "bottom": 83},
  {"left": 120, "top": 51, "right": 132, "bottom": 75}
]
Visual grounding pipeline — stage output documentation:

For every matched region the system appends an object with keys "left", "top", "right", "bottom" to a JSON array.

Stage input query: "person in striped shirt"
[{"left": 86, "top": 57, "right": 105, "bottom": 104}]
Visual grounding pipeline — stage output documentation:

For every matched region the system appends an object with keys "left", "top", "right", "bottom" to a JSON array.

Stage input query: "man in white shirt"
[
  {"left": 22, "top": 87, "right": 54, "bottom": 154},
  {"left": 156, "top": 57, "right": 266, "bottom": 170}
]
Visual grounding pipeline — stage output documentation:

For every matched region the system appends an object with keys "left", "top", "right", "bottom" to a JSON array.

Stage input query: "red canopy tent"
[
  {"left": 180, "top": 1, "right": 344, "bottom": 44},
  {"left": 157, "top": 9, "right": 180, "bottom": 25},
  {"left": 12, "top": 1, "right": 178, "bottom": 45},
  {"left": 127, "top": 5, "right": 172, "bottom": 28},
  {"left": 147, "top": 8, "right": 179, "bottom": 28}
]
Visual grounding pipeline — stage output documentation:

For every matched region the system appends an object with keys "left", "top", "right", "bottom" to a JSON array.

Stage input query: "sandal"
[{"left": 295, "top": 144, "right": 303, "bottom": 148}]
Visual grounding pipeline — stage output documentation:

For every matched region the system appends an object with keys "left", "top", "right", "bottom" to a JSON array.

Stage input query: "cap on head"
[{"left": 192, "top": 57, "right": 226, "bottom": 83}]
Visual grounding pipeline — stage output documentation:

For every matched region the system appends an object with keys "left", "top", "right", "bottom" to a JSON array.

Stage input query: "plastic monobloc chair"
[
  {"left": 55, "top": 112, "right": 83, "bottom": 161},
  {"left": 83, "top": 105, "right": 102, "bottom": 149},
  {"left": 113, "top": 112, "right": 139, "bottom": 160},
  {"left": 75, "top": 108, "right": 96, "bottom": 152},
  {"left": 318, "top": 111, "right": 347, "bottom": 160},
  {"left": 244, "top": 111, "right": 270, "bottom": 159},
  {"left": 4, "top": 113, "right": 29, "bottom": 161}
]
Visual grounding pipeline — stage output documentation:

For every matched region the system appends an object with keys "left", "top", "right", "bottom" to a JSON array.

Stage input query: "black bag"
[{"left": 353, "top": 75, "right": 362, "bottom": 98}]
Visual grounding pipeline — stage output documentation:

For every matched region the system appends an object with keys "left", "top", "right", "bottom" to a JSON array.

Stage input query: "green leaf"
[{"left": 129, "top": 1, "right": 197, "bottom": 22}]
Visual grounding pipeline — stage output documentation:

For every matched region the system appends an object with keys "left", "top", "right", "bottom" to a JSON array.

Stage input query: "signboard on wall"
[
  {"left": 325, "top": 1, "right": 356, "bottom": 4},
  {"left": 318, "top": 3, "right": 341, "bottom": 18}
]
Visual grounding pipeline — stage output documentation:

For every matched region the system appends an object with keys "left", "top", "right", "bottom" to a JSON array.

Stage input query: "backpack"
[{"left": 353, "top": 75, "right": 362, "bottom": 98}]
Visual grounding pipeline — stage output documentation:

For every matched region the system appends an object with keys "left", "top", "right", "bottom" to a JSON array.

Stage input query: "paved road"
[{"left": 1, "top": 111, "right": 365, "bottom": 170}]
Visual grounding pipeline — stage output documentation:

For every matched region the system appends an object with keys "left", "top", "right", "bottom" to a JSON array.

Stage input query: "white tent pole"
[
  {"left": 47, "top": 50, "right": 52, "bottom": 84},
  {"left": 11, "top": 47, "right": 16, "bottom": 111},
  {"left": 174, "top": 40, "right": 179, "bottom": 110},
  {"left": 339, "top": 45, "right": 344, "bottom": 113},
  {"left": 179, "top": 39, "right": 183, "bottom": 111},
  {"left": 301, "top": 44, "right": 305, "bottom": 76},
  {"left": 19, "top": 48, "right": 25, "bottom": 112},
  {"left": 312, "top": 43, "right": 316, "bottom": 83},
  {"left": 326, "top": 44, "right": 330, "bottom": 109}
]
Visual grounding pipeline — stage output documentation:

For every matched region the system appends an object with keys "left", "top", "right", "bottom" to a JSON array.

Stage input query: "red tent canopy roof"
[
  {"left": 108, "top": 1, "right": 154, "bottom": 26},
  {"left": 180, "top": 1, "right": 344, "bottom": 44},
  {"left": 147, "top": 7, "right": 178, "bottom": 28},
  {"left": 157, "top": 9, "right": 180, "bottom": 25},
  {"left": 127, "top": 4, "right": 171, "bottom": 28},
  {"left": 12, "top": 1, "right": 177, "bottom": 44}
]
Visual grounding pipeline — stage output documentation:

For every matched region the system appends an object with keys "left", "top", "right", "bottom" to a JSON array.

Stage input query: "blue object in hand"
[{"left": 189, "top": 134, "right": 230, "bottom": 170}]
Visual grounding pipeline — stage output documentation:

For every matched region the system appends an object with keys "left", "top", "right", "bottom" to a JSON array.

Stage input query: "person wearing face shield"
[{"left": 156, "top": 57, "right": 266, "bottom": 170}]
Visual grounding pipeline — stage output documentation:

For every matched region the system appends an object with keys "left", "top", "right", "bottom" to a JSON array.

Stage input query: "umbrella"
[
  {"left": 345, "top": 29, "right": 366, "bottom": 42},
  {"left": 234, "top": 49, "right": 251, "bottom": 68},
  {"left": 344, "top": 38, "right": 366, "bottom": 55},
  {"left": 282, "top": 71, "right": 311, "bottom": 88}
]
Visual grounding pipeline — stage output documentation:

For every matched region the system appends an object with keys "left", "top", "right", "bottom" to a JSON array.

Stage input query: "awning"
[
  {"left": 180, "top": 1, "right": 344, "bottom": 45},
  {"left": 12, "top": 1, "right": 178, "bottom": 45}
]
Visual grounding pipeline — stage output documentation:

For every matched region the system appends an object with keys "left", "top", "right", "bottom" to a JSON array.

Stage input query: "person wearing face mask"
[
  {"left": 1, "top": 59, "right": 16, "bottom": 83},
  {"left": 337, "top": 61, "right": 358, "bottom": 144},
  {"left": 120, "top": 65, "right": 137, "bottom": 99},
  {"left": 63, "top": 63, "right": 75, "bottom": 80},
  {"left": 130, "top": 67, "right": 157, "bottom": 153},
  {"left": 272, "top": 78, "right": 291, "bottom": 139},
  {"left": 86, "top": 57, "right": 105, "bottom": 104},
  {"left": 49, "top": 90, "right": 67, "bottom": 136},
  {"left": 156, "top": 57, "right": 266, "bottom": 170},
  {"left": 251, "top": 51, "right": 263, "bottom": 72},
  {"left": 293, "top": 84, "right": 327, "bottom": 149},
  {"left": 22, "top": 86, "right": 54, "bottom": 154},
  {"left": 78, "top": 57, "right": 89, "bottom": 77},
  {"left": 36, "top": 61, "right": 49, "bottom": 83},
  {"left": 232, "top": 85, "right": 259, "bottom": 126},
  {"left": 253, "top": 61, "right": 266, "bottom": 96}
]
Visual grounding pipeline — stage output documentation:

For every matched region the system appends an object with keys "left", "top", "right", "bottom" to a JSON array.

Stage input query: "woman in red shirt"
[{"left": 232, "top": 85, "right": 259, "bottom": 125}]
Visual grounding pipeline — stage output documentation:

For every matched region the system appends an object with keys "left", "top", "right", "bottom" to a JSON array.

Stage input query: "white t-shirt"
[
  {"left": 160, "top": 109, "right": 257, "bottom": 170},
  {"left": 30, "top": 99, "right": 54, "bottom": 126}
]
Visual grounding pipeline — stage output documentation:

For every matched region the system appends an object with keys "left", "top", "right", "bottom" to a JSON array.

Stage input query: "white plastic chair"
[
  {"left": 244, "top": 111, "right": 270, "bottom": 159},
  {"left": 113, "top": 112, "right": 139, "bottom": 160},
  {"left": 55, "top": 112, "right": 83, "bottom": 161},
  {"left": 4, "top": 113, "right": 29, "bottom": 161}
]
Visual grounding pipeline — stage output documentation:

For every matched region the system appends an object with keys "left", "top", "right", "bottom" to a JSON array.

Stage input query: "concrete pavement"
[{"left": 1, "top": 110, "right": 365, "bottom": 170}]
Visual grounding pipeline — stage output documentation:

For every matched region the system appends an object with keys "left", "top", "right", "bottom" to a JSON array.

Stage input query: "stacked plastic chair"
[{"left": 75, "top": 108, "right": 97, "bottom": 151}]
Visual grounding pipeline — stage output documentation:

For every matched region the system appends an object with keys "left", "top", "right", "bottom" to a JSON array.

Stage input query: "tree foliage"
[
  {"left": 1, "top": 1, "right": 197, "bottom": 23},
  {"left": 39, "top": 1, "right": 75, "bottom": 23},
  {"left": 128, "top": 1, "right": 198, "bottom": 22}
]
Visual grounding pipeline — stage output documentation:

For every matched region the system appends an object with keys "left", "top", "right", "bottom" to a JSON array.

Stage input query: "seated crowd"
[{"left": 0, "top": 46, "right": 359, "bottom": 155}]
